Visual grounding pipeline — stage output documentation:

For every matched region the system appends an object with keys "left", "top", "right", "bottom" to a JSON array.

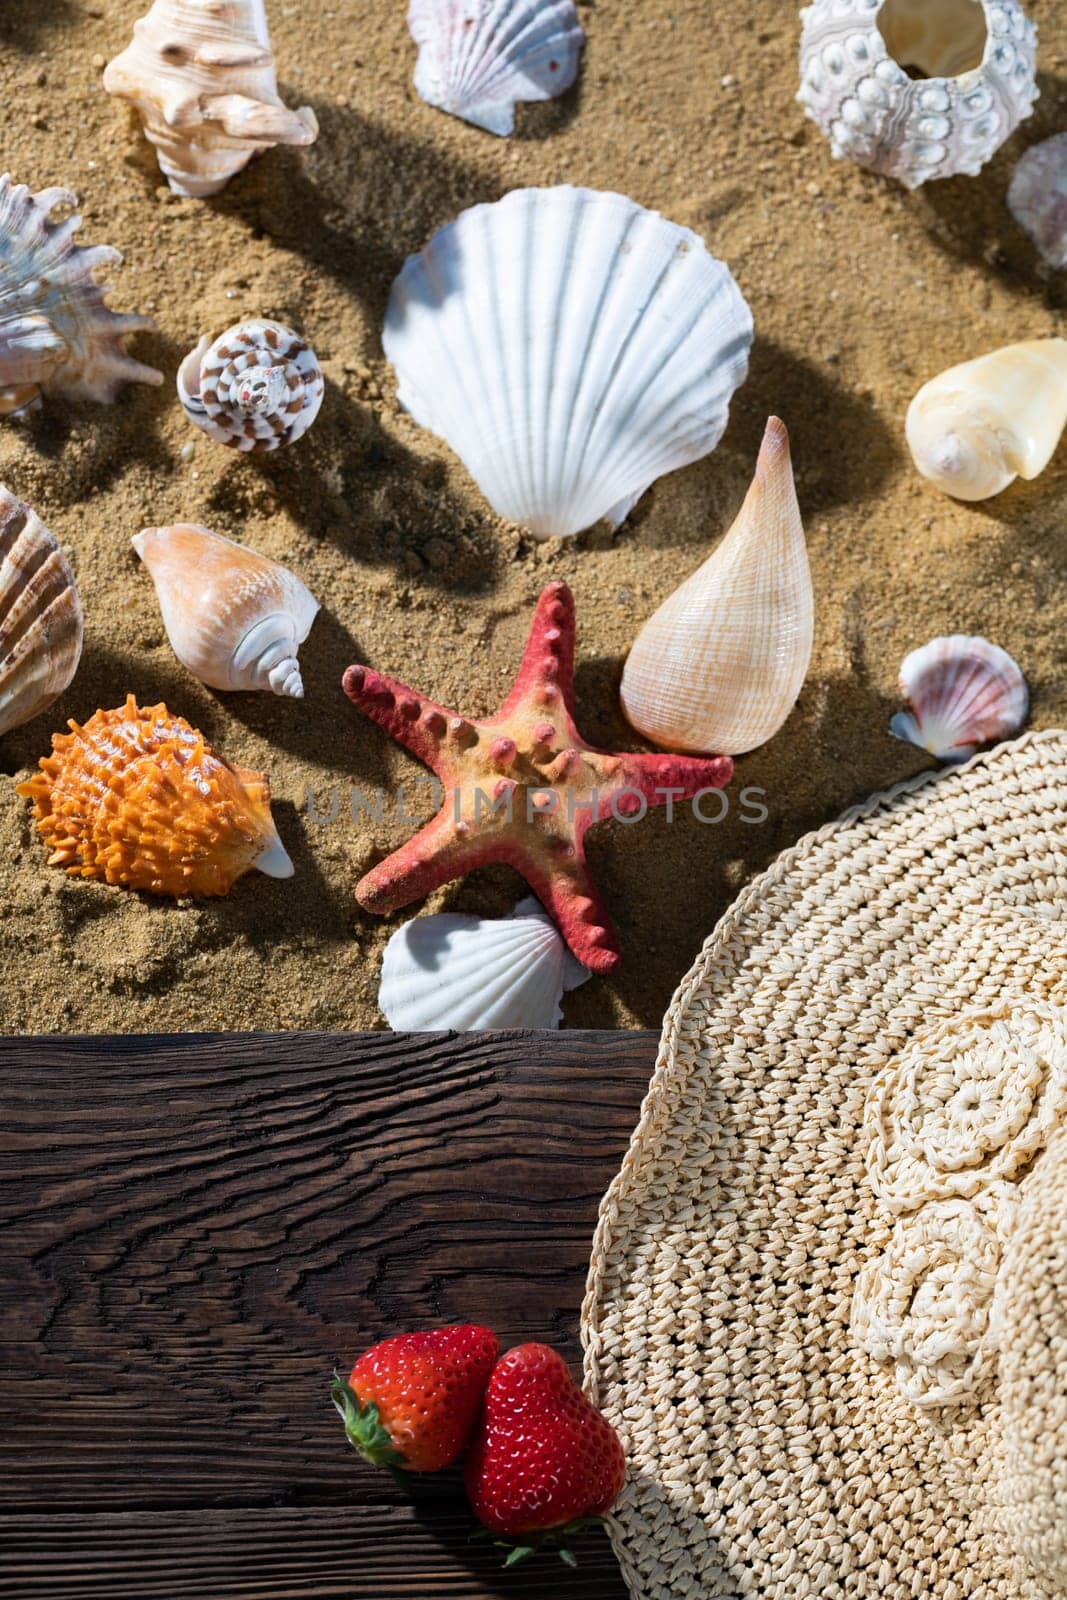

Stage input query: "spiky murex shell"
[
  {"left": 0, "top": 175, "right": 161, "bottom": 416},
  {"left": 18, "top": 695, "right": 286, "bottom": 897}
]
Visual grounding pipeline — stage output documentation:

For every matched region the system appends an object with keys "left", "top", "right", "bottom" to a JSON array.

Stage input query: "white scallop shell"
[
  {"left": 620, "top": 418, "right": 813, "bottom": 757},
  {"left": 409, "top": 0, "right": 584, "bottom": 136},
  {"left": 104, "top": 0, "right": 318, "bottom": 199},
  {"left": 797, "top": 0, "right": 1039, "bottom": 189},
  {"left": 1008, "top": 133, "right": 1067, "bottom": 271},
  {"left": 382, "top": 186, "right": 754, "bottom": 540},
  {"left": 132, "top": 523, "right": 320, "bottom": 698},
  {"left": 905, "top": 339, "right": 1067, "bottom": 502},
  {"left": 177, "top": 319, "right": 324, "bottom": 451},
  {"left": 889, "top": 635, "right": 1028, "bottom": 761},
  {"left": 379, "top": 896, "right": 590, "bottom": 1031},
  {"left": 0, "top": 485, "right": 83, "bottom": 738},
  {"left": 0, "top": 175, "right": 161, "bottom": 418}
]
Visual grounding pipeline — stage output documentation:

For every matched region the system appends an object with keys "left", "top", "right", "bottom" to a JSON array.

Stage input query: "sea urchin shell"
[{"left": 18, "top": 695, "right": 294, "bottom": 896}]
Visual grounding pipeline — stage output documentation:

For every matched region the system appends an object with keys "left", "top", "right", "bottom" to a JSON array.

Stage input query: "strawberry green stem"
[{"left": 330, "top": 1374, "right": 412, "bottom": 1489}]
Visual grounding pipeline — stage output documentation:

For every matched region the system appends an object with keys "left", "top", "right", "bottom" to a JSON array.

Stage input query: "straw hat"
[{"left": 582, "top": 731, "right": 1067, "bottom": 1600}]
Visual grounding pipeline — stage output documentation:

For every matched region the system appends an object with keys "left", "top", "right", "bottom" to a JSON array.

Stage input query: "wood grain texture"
[{"left": 0, "top": 1031, "right": 655, "bottom": 1598}]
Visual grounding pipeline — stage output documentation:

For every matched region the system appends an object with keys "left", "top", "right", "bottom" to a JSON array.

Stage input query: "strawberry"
[
  {"left": 332, "top": 1324, "right": 499, "bottom": 1475},
  {"left": 464, "top": 1342, "right": 626, "bottom": 1566}
]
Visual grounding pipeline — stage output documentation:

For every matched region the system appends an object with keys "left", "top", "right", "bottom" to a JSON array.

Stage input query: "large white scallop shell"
[
  {"left": 104, "top": 0, "right": 318, "bottom": 199},
  {"left": 889, "top": 635, "right": 1028, "bottom": 761},
  {"left": 132, "top": 523, "right": 320, "bottom": 698},
  {"left": 177, "top": 319, "right": 324, "bottom": 451},
  {"left": 1008, "top": 134, "right": 1067, "bottom": 271},
  {"left": 905, "top": 339, "right": 1067, "bottom": 501},
  {"left": 797, "top": 0, "right": 1039, "bottom": 189},
  {"left": 379, "top": 896, "right": 590, "bottom": 1031},
  {"left": 382, "top": 186, "right": 754, "bottom": 540},
  {"left": 0, "top": 485, "right": 84, "bottom": 738},
  {"left": 620, "top": 419, "right": 813, "bottom": 757},
  {"left": 408, "top": 0, "right": 584, "bottom": 136},
  {"left": 0, "top": 175, "right": 161, "bottom": 418}
]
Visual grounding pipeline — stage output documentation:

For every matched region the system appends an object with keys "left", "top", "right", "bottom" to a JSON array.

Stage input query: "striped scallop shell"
[
  {"left": 177, "top": 319, "right": 323, "bottom": 452},
  {"left": 889, "top": 635, "right": 1028, "bottom": 761},
  {"left": 409, "top": 0, "right": 584, "bottom": 136},
  {"left": 797, "top": 0, "right": 1039, "bottom": 189},
  {"left": 379, "top": 897, "right": 590, "bottom": 1031},
  {"left": 0, "top": 485, "right": 83, "bottom": 738},
  {"left": 383, "top": 187, "right": 753, "bottom": 540},
  {"left": 18, "top": 695, "right": 294, "bottom": 897}
]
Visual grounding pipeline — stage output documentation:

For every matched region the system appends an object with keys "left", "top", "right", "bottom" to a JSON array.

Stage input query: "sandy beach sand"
[{"left": 0, "top": 0, "right": 1064, "bottom": 1033}]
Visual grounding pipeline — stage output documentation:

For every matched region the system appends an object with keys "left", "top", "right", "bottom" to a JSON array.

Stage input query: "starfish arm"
[
  {"left": 497, "top": 581, "right": 577, "bottom": 724},
  {"left": 597, "top": 751, "right": 734, "bottom": 819},
  {"left": 356, "top": 811, "right": 504, "bottom": 914},
  {"left": 499, "top": 839, "right": 621, "bottom": 975},
  {"left": 342, "top": 664, "right": 467, "bottom": 779}
]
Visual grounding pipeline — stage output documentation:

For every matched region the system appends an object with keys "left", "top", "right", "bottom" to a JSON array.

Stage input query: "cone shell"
[
  {"left": 18, "top": 695, "right": 294, "bottom": 897},
  {"left": 383, "top": 186, "right": 753, "bottom": 539},
  {"left": 620, "top": 418, "right": 813, "bottom": 757},
  {"left": 906, "top": 339, "right": 1067, "bottom": 501},
  {"left": 133, "top": 523, "right": 320, "bottom": 697},
  {"left": 889, "top": 635, "right": 1028, "bottom": 762},
  {"left": 1008, "top": 133, "right": 1067, "bottom": 270},
  {"left": 379, "top": 897, "right": 590, "bottom": 1031},
  {"left": 104, "top": 0, "right": 318, "bottom": 199},
  {"left": 0, "top": 174, "right": 161, "bottom": 417},
  {"left": 0, "top": 486, "right": 83, "bottom": 738},
  {"left": 178, "top": 319, "right": 324, "bottom": 451},
  {"left": 409, "top": 0, "right": 584, "bottom": 136},
  {"left": 797, "top": 0, "right": 1039, "bottom": 190}
]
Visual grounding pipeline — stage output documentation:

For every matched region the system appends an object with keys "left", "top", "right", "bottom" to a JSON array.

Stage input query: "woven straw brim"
[{"left": 582, "top": 731, "right": 1067, "bottom": 1600}]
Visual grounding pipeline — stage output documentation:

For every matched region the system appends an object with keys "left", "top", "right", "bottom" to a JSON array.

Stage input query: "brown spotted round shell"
[{"left": 177, "top": 319, "right": 323, "bottom": 452}]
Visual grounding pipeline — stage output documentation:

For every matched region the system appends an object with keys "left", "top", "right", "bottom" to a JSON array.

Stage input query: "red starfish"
[{"left": 342, "top": 582, "right": 733, "bottom": 974}]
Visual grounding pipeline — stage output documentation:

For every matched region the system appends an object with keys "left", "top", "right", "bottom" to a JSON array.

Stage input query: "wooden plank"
[
  {"left": 0, "top": 1032, "right": 655, "bottom": 1520},
  {"left": 3, "top": 1506, "right": 627, "bottom": 1598}
]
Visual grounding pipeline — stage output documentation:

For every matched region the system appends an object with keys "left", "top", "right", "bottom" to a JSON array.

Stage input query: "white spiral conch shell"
[
  {"left": 132, "top": 523, "right": 320, "bottom": 698},
  {"left": 0, "top": 175, "right": 161, "bottom": 418},
  {"left": 0, "top": 485, "right": 83, "bottom": 738},
  {"left": 905, "top": 339, "right": 1067, "bottom": 501},
  {"left": 408, "top": 0, "right": 584, "bottom": 136},
  {"left": 797, "top": 0, "right": 1039, "bottom": 189},
  {"left": 378, "top": 896, "right": 590, "bottom": 1031},
  {"left": 104, "top": 0, "right": 318, "bottom": 199},
  {"left": 889, "top": 635, "right": 1028, "bottom": 761},
  {"left": 177, "top": 319, "right": 324, "bottom": 451},
  {"left": 1008, "top": 134, "right": 1067, "bottom": 270},
  {"left": 383, "top": 186, "right": 754, "bottom": 540},
  {"left": 620, "top": 418, "right": 813, "bottom": 757}
]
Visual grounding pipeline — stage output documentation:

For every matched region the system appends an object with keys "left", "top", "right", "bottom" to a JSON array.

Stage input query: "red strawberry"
[
  {"left": 332, "top": 1325, "right": 499, "bottom": 1474},
  {"left": 464, "top": 1343, "right": 626, "bottom": 1565}
]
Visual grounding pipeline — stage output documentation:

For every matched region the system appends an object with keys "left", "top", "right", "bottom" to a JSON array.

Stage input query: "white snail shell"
[{"left": 177, "top": 319, "right": 324, "bottom": 452}]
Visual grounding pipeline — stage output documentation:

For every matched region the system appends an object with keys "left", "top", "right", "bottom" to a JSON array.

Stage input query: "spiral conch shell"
[
  {"left": 0, "top": 485, "right": 83, "bottom": 738},
  {"left": 104, "top": 0, "right": 318, "bottom": 199},
  {"left": 906, "top": 339, "right": 1067, "bottom": 501},
  {"left": 620, "top": 418, "right": 813, "bottom": 757},
  {"left": 178, "top": 319, "right": 324, "bottom": 451},
  {"left": 133, "top": 523, "right": 320, "bottom": 698},
  {"left": 0, "top": 175, "right": 161, "bottom": 418},
  {"left": 18, "top": 695, "right": 294, "bottom": 897}
]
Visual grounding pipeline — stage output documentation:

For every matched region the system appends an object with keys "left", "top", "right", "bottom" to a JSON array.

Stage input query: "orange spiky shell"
[{"left": 17, "top": 694, "right": 292, "bottom": 897}]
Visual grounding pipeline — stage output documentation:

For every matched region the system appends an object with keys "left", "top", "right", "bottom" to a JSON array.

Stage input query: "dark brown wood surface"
[{"left": 0, "top": 1031, "right": 657, "bottom": 1599}]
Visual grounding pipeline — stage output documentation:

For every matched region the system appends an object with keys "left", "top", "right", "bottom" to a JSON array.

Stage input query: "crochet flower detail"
[
  {"left": 852, "top": 1187, "right": 1016, "bottom": 1411},
  {"left": 864, "top": 1003, "right": 1067, "bottom": 1214}
]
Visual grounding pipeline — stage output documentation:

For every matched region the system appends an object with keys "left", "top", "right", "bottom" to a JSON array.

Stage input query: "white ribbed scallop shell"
[
  {"left": 889, "top": 635, "right": 1028, "bottom": 761},
  {"left": 382, "top": 187, "right": 754, "bottom": 540},
  {"left": 132, "top": 523, "right": 320, "bottom": 698},
  {"left": 0, "top": 175, "right": 161, "bottom": 418},
  {"left": 797, "top": 0, "right": 1039, "bottom": 189},
  {"left": 379, "top": 896, "right": 590, "bottom": 1031},
  {"left": 0, "top": 485, "right": 83, "bottom": 738},
  {"left": 177, "top": 319, "right": 323, "bottom": 452},
  {"left": 409, "top": 0, "right": 584, "bottom": 136}
]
